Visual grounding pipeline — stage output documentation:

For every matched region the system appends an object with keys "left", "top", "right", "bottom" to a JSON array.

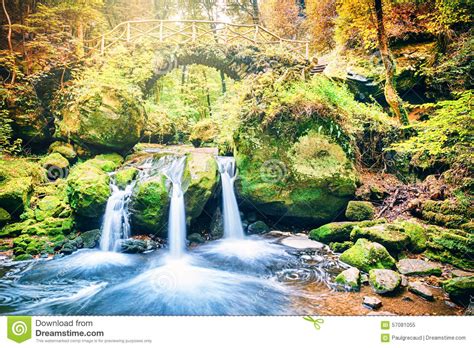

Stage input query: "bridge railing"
[{"left": 84, "top": 20, "right": 310, "bottom": 60}]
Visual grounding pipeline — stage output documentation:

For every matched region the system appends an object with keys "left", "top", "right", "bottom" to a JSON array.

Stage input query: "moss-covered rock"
[
  {"left": 309, "top": 219, "right": 385, "bottom": 243},
  {"left": 345, "top": 201, "right": 375, "bottom": 221},
  {"left": 339, "top": 238, "right": 396, "bottom": 272},
  {"left": 247, "top": 221, "right": 270, "bottom": 235},
  {"left": 58, "top": 85, "right": 146, "bottom": 151},
  {"left": 422, "top": 199, "right": 473, "bottom": 230},
  {"left": 236, "top": 131, "right": 358, "bottom": 225},
  {"left": 425, "top": 226, "right": 474, "bottom": 270},
  {"left": 12, "top": 234, "right": 54, "bottom": 257},
  {"left": 183, "top": 152, "right": 218, "bottom": 222},
  {"left": 335, "top": 267, "right": 360, "bottom": 291},
  {"left": 189, "top": 119, "right": 219, "bottom": 147},
  {"left": 442, "top": 276, "right": 474, "bottom": 304},
  {"left": 66, "top": 158, "right": 112, "bottom": 218},
  {"left": 398, "top": 220, "right": 428, "bottom": 253},
  {"left": 80, "top": 229, "right": 101, "bottom": 248},
  {"left": 115, "top": 167, "right": 138, "bottom": 190},
  {"left": 350, "top": 224, "right": 410, "bottom": 252},
  {"left": 396, "top": 258, "right": 442, "bottom": 276},
  {"left": 48, "top": 141, "right": 77, "bottom": 160},
  {"left": 87, "top": 153, "right": 123, "bottom": 172},
  {"left": 369, "top": 269, "right": 401, "bottom": 294},
  {"left": 329, "top": 241, "right": 354, "bottom": 253},
  {"left": 0, "top": 207, "right": 11, "bottom": 226},
  {"left": 130, "top": 175, "right": 169, "bottom": 237},
  {"left": 40, "top": 153, "right": 69, "bottom": 181}
]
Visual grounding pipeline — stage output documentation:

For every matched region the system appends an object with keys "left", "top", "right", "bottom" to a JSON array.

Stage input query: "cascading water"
[
  {"left": 216, "top": 157, "right": 245, "bottom": 239},
  {"left": 99, "top": 180, "right": 134, "bottom": 252},
  {"left": 163, "top": 156, "right": 187, "bottom": 258}
]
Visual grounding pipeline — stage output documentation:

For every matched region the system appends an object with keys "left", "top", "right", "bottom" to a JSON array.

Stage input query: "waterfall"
[
  {"left": 163, "top": 156, "right": 187, "bottom": 259},
  {"left": 99, "top": 180, "right": 134, "bottom": 252},
  {"left": 216, "top": 157, "right": 245, "bottom": 239}
]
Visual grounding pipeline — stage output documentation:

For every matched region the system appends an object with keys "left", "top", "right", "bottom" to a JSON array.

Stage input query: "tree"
[
  {"left": 260, "top": 0, "right": 302, "bottom": 39},
  {"left": 305, "top": 0, "right": 336, "bottom": 53},
  {"left": 373, "top": 0, "right": 408, "bottom": 125},
  {"left": 2, "top": 0, "right": 15, "bottom": 83}
]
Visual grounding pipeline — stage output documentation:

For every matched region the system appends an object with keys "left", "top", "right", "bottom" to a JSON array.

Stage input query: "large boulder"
[
  {"left": 115, "top": 167, "right": 138, "bottom": 189},
  {"left": 58, "top": 85, "right": 146, "bottom": 151},
  {"left": 345, "top": 201, "right": 375, "bottom": 221},
  {"left": 309, "top": 219, "right": 385, "bottom": 244},
  {"left": 350, "top": 224, "right": 410, "bottom": 252},
  {"left": 335, "top": 267, "right": 360, "bottom": 291},
  {"left": 396, "top": 258, "right": 442, "bottom": 276},
  {"left": 339, "top": 238, "right": 396, "bottom": 273},
  {"left": 442, "top": 276, "right": 474, "bottom": 305},
  {"left": 369, "top": 269, "right": 401, "bottom": 294},
  {"left": 236, "top": 131, "right": 357, "bottom": 225},
  {"left": 183, "top": 152, "right": 218, "bottom": 222}
]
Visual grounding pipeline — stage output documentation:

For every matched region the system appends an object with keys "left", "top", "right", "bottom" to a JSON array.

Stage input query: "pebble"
[{"left": 363, "top": 296, "right": 382, "bottom": 309}]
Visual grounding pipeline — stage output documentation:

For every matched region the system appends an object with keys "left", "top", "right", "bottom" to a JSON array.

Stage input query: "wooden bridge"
[{"left": 84, "top": 20, "right": 311, "bottom": 60}]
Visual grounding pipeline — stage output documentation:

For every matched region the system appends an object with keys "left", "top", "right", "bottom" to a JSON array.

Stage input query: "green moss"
[
  {"left": 87, "top": 153, "right": 123, "bottom": 172},
  {"left": 309, "top": 219, "right": 386, "bottom": 243},
  {"left": 189, "top": 119, "right": 219, "bottom": 147},
  {"left": 130, "top": 176, "right": 169, "bottom": 237},
  {"left": 398, "top": 220, "right": 428, "bottom": 253},
  {"left": 339, "top": 238, "right": 396, "bottom": 273},
  {"left": 0, "top": 177, "right": 33, "bottom": 217},
  {"left": 329, "top": 241, "right": 354, "bottom": 253},
  {"left": 13, "top": 254, "right": 33, "bottom": 261},
  {"left": 350, "top": 224, "right": 410, "bottom": 252},
  {"left": 184, "top": 153, "right": 218, "bottom": 221},
  {"left": 442, "top": 277, "right": 474, "bottom": 302},
  {"left": 48, "top": 141, "right": 77, "bottom": 160},
  {"left": 345, "top": 201, "right": 375, "bottom": 221},
  {"left": 335, "top": 268, "right": 360, "bottom": 291},
  {"left": 369, "top": 269, "right": 401, "bottom": 294},
  {"left": 40, "top": 153, "right": 69, "bottom": 171},
  {"left": 0, "top": 207, "right": 11, "bottom": 226},
  {"left": 115, "top": 167, "right": 138, "bottom": 190}
]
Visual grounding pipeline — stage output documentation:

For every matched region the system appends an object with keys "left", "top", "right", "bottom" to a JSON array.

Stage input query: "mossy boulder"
[
  {"left": 369, "top": 269, "right": 401, "bottom": 294},
  {"left": 329, "top": 241, "right": 354, "bottom": 253},
  {"left": 442, "top": 276, "right": 474, "bottom": 304},
  {"left": 309, "top": 219, "right": 385, "bottom": 243},
  {"left": 424, "top": 226, "right": 474, "bottom": 270},
  {"left": 0, "top": 207, "right": 11, "bottom": 226},
  {"left": 48, "top": 141, "right": 77, "bottom": 160},
  {"left": 247, "top": 221, "right": 270, "bottom": 235},
  {"left": 396, "top": 258, "right": 442, "bottom": 276},
  {"left": 339, "top": 238, "right": 396, "bottom": 273},
  {"left": 66, "top": 158, "right": 113, "bottom": 218},
  {"left": 58, "top": 85, "right": 146, "bottom": 151},
  {"left": 87, "top": 153, "right": 123, "bottom": 172},
  {"left": 421, "top": 199, "right": 473, "bottom": 230},
  {"left": 12, "top": 234, "right": 55, "bottom": 257},
  {"left": 115, "top": 167, "right": 138, "bottom": 190},
  {"left": 397, "top": 220, "right": 428, "bottom": 253},
  {"left": 350, "top": 224, "right": 410, "bottom": 252},
  {"left": 80, "top": 229, "right": 101, "bottom": 248},
  {"left": 345, "top": 201, "right": 375, "bottom": 221},
  {"left": 40, "top": 153, "right": 69, "bottom": 181},
  {"left": 335, "top": 267, "right": 360, "bottom": 291},
  {"left": 130, "top": 175, "right": 169, "bottom": 237},
  {"left": 183, "top": 152, "right": 218, "bottom": 222},
  {"left": 236, "top": 132, "right": 357, "bottom": 226},
  {"left": 33, "top": 195, "right": 71, "bottom": 222}
]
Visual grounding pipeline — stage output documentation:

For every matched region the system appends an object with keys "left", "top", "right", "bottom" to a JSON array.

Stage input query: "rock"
[
  {"left": 67, "top": 158, "right": 113, "bottom": 218},
  {"left": 120, "top": 239, "right": 148, "bottom": 253},
  {"left": 130, "top": 175, "right": 169, "bottom": 237},
  {"left": 61, "top": 242, "right": 77, "bottom": 255},
  {"left": 335, "top": 267, "right": 360, "bottom": 291},
  {"left": 361, "top": 273, "right": 369, "bottom": 285},
  {"left": 13, "top": 254, "right": 34, "bottom": 261},
  {"left": 345, "top": 201, "right": 375, "bottom": 221},
  {"left": 309, "top": 219, "right": 385, "bottom": 243},
  {"left": 246, "top": 211, "right": 258, "bottom": 223},
  {"left": 363, "top": 296, "right": 382, "bottom": 309},
  {"left": 115, "top": 167, "right": 138, "bottom": 189},
  {"left": 339, "top": 238, "right": 396, "bottom": 273},
  {"left": 350, "top": 224, "right": 410, "bottom": 252},
  {"left": 396, "top": 258, "right": 442, "bottom": 276},
  {"left": 397, "top": 220, "right": 427, "bottom": 253},
  {"left": 1, "top": 216, "right": 74, "bottom": 238},
  {"left": 369, "top": 269, "right": 402, "bottom": 294},
  {"left": 280, "top": 235, "right": 324, "bottom": 250},
  {"left": 329, "top": 241, "right": 353, "bottom": 253},
  {"left": 40, "top": 153, "right": 69, "bottom": 180},
  {"left": 188, "top": 233, "right": 205, "bottom": 244},
  {"left": 236, "top": 131, "right": 358, "bottom": 226},
  {"left": 48, "top": 141, "right": 77, "bottom": 160},
  {"left": 442, "top": 276, "right": 474, "bottom": 304},
  {"left": 266, "top": 230, "right": 292, "bottom": 238},
  {"left": 452, "top": 269, "right": 474, "bottom": 277},
  {"left": 408, "top": 282, "right": 434, "bottom": 301},
  {"left": 247, "top": 221, "right": 270, "bottom": 235},
  {"left": 421, "top": 199, "right": 471, "bottom": 230},
  {"left": 401, "top": 275, "right": 409, "bottom": 287},
  {"left": 0, "top": 207, "right": 11, "bottom": 227},
  {"left": 87, "top": 154, "right": 124, "bottom": 173},
  {"left": 80, "top": 229, "right": 101, "bottom": 248},
  {"left": 58, "top": 85, "right": 146, "bottom": 151},
  {"left": 184, "top": 152, "right": 218, "bottom": 222},
  {"left": 189, "top": 119, "right": 219, "bottom": 147},
  {"left": 210, "top": 208, "right": 224, "bottom": 239}
]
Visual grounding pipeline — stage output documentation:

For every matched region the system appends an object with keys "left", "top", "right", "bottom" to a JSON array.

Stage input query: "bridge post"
[{"left": 127, "top": 22, "right": 131, "bottom": 42}]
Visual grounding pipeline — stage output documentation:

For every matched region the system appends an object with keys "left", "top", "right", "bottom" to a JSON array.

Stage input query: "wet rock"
[
  {"left": 309, "top": 219, "right": 385, "bottom": 243},
  {"left": 266, "top": 230, "right": 292, "bottom": 238},
  {"left": 350, "top": 224, "right": 410, "bottom": 252},
  {"left": 369, "top": 269, "right": 401, "bottom": 294},
  {"left": 61, "top": 242, "right": 77, "bottom": 255},
  {"left": 442, "top": 276, "right": 474, "bottom": 305},
  {"left": 120, "top": 239, "right": 148, "bottom": 253},
  {"left": 48, "top": 141, "right": 77, "bottom": 160},
  {"left": 345, "top": 201, "right": 375, "bottom": 221},
  {"left": 280, "top": 235, "right": 324, "bottom": 250},
  {"left": 452, "top": 269, "right": 474, "bottom": 277},
  {"left": 335, "top": 267, "right": 360, "bottom": 291},
  {"left": 363, "top": 296, "right": 382, "bottom": 309},
  {"left": 339, "top": 238, "right": 396, "bottom": 273},
  {"left": 80, "top": 229, "right": 101, "bottom": 249},
  {"left": 247, "top": 221, "right": 270, "bottom": 235},
  {"left": 361, "top": 273, "right": 369, "bottom": 285},
  {"left": 400, "top": 275, "right": 409, "bottom": 287},
  {"left": 188, "top": 233, "right": 205, "bottom": 244},
  {"left": 210, "top": 208, "right": 224, "bottom": 239},
  {"left": 329, "top": 241, "right": 353, "bottom": 253},
  {"left": 115, "top": 168, "right": 138, "bottom": 190},
  {"left": 396, "top": 258, "right": 442, "bottom": 276},
  {"left": 408, "top": 282, "right": 434, "bottom": 301},
  {"left": 300, "top": 254, "right": 312, "bottom": 262}
]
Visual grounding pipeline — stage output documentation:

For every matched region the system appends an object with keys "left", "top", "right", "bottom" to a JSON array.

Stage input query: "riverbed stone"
[
  {"left": 363, "top": 296, "right": 382, "bottom": 309},
  {"left": 408, "top": 282, "right": 434, "bottom": 301},
  {"left": 188, "top": 233, "right": 205, "bottom": 244},
  {"left": 396, "top": 258, "right": 442, "bottom": 276},
  {"left": 309, "top": 219, "right": 385, "bottom": 243},
  {"left": 48, "top": 141, "right": 77, "bottom": 160},
  {"left": 115, "top": 167, "right": 138, "bottom": 190},
  {"left": 247, "top": 221, "right": 270, "bottom": 235},
  {"left": 442, "top": 276, "right": 474, "bottom": 304},
  {"left": 369, "top": 269, "right": 401, "bottom": 294},
  {"left": 339, "top": 238, "right": 396, "bottom": 273},
  {"left": 280, "top": 235, "right": 324, "bottom": 250},
  {"left": 80, "top": 229, "right": 101, "bottom": 248},
  {"left": 345, "top": 201, "right": 375, "bottom": 221},
  {"left": 350, "top": 224, "right": 410, "bottom": 252},
  {"left": 335, "top": 267, "right": 360, "bottom": 291}
]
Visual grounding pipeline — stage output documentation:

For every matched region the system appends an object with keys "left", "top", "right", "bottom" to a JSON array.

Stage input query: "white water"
[
  {"left": 163, "top": 156, "right": 187, "bottom": 259},
  {"left": 216, "top": 157, "right": 245, "bottom": 239},
  {"left": 99, "top": 181, "right": 134, "bottom": 252}
]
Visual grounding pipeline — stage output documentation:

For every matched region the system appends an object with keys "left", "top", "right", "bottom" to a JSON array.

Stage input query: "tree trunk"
[
  {"left": 251, "top": 0, "right": 260, "bottom": 25},
  {"left": 374, "top": 0, "right": 408, "bottom": 125},
  {"left": 220, "top": 70, "right": 226, "bottom": 94},
  {"left": 2, "top": 0, "right": 16, "bottom": 83}
]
